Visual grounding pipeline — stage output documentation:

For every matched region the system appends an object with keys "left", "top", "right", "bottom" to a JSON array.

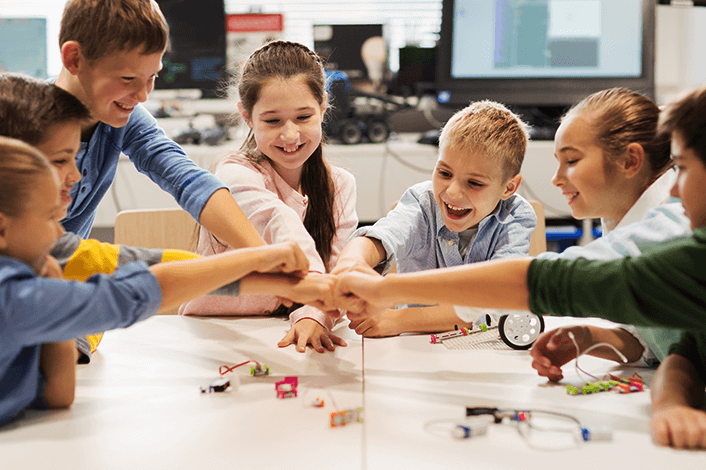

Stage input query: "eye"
[
  {"left": 467, "top": 180, "right": 484, "bottom": 188},
  {"left": 122, "top": 76, "right": 135, "bottom": 81},
  {"left": 264, "top": 119, "right": 280, "bottom": 125},
  {"left": 297, "top": 114, "right": 313, "bottom": 121},
  {"left": 437, "top": 169, "right": 451, "bottom": 178}
]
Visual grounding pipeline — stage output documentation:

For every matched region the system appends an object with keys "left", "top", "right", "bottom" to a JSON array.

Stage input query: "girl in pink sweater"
[{"left": 181, "top": 41, "right": 357, "bottom": 353}]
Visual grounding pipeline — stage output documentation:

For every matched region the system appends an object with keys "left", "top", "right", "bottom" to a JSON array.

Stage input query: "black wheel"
[
  {"left": 340, "top": 121, "right": 363, "bottom": 145},
  {"left": 498, "top": 312, "right": 544, "bottom": 350},
  {"left": 367, "top": 120, "right": 389, "bottom": 143}
]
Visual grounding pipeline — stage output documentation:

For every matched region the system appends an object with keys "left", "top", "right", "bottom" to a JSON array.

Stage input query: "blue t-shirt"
[
  {"left": 61, "top": 104, "right": 226, "bottom": 238},
  {"left": 0, "top": 256, "right": 162, "bottom": 425}
]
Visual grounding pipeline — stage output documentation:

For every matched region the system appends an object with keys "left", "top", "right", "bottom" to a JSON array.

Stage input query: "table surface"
[{"left": 1, "top": 315, "right": 703, "bottom": 470}]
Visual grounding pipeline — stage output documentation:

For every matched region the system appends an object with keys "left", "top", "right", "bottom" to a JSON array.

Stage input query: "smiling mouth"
[
  {"left": 445, "top": 202, "right": 471, "bottom": 219},
  {"left": 564, "top": 192, "right": 579, "bottom": 204},
  {"left": 278, "top": 144, "right": 304, "bottom": 153},
  {"left": 115, "top": 102, "right": 134, "bottom": 111}
]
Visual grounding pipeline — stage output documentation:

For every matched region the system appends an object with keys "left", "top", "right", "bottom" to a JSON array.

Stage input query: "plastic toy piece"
[
  {"left": 430, "top": 327, "right": 471, "bottom": 344},
  {"left": 309, "top": 397, "right": 325, "bottom": 408},
  {"left": 200, "top": 378, "right": 230, "bottom": 394},
  {"left": 276, "top": 376, "right": 298, "bottom": 399},
  {"left": 250, "top": 364, "right": 270, "bottom": 376},
  {"left": 330, "top": 408, "right": 363, "bottom": 428},
  {"left": 452, "top": 421, "right": 489, "bottom": 439},
  {"left": 497, "top": 311, "right": 545, "bottom": 350}
]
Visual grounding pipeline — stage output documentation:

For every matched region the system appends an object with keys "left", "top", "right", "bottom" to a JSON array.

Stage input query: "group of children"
[{"left": 1, "top": 0, "right": 704, "bottom": 451}]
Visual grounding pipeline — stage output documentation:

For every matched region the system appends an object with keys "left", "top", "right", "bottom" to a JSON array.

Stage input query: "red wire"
[{"left": 219, "top": 360, "right": 259, "bottom": 376}]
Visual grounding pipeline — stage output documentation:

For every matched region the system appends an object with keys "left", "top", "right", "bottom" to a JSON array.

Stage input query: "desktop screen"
[{"left": 450, "top": 0, "right": 643, "bottom": 80}]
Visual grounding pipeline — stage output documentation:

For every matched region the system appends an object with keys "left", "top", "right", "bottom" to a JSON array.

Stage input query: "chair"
[
  {"left": 528, "top": 200, "right": 547, "bottom": 256},
  {"left": 114, "top": 208, "right": 198, "bottom": 314}
]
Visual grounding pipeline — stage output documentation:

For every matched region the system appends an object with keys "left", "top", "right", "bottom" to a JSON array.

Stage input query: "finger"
[
  {"left": 310, "top": 335, "right": 325, "bottom": 353},
  {"left": 296, "top": 334, "right": 308, "bottom": 353},
  {"left": 348, "top": 318, "right": 361, "bottom": 330},
  {"left": 321, "top": 334, "right": 335, "bottom": 351},
  {"left": 651, "top": 417, "right": 670, "bottom": 447},
  {"left": 278, "top": 329, "right": 296, "bottom": 348},
  {"left": 330, "top": 334, "right": 348, "bottom": 347},
  {"left": 280, "top": 297, "right": 294, "bottom": 308}
]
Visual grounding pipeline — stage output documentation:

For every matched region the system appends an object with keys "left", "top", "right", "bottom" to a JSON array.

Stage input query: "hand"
[
  {"left": 258, "top": 241, "right": 309, "bottom": 276},
  {"left": 330, "top": 258, "right": 380, "bottom": 277},
  {"left": 651, "top": 404, "right": 706, "bottom": 449},
  {"left": 278, "top": 318, "right": 348, "bottom": 353},
  {"left": 39, "top": 255, "right": 63, "bottom": 279},
  {"left": 281, "top": 273, "right": 336, "bottom": 311},
  {"left": 334, "top": 271, "right": 391, "bottom": 319},
  {"left": 530, "top": 326, "right": 588, "bottom": 382},
  {"left": 348, "top": 308, "right": 404, "bottom": 337}
]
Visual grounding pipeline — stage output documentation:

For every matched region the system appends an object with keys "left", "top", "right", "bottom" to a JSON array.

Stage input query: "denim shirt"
[
  {"left": 61, "top": 104, "right": 226, "bottom": 238},
  {"left": 352, "top": 180, "right": 537, "bottom": 274},
  {"left": 0, "top": 256, "right": 162, "bottom": 425}
]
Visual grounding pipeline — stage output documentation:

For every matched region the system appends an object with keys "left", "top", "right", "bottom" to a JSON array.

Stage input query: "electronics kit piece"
[
  {"left": 440, "top": 309, "right": 544, "bottom": 350},
  {"left": 330, "top": 408, "right": 364, "bottom": 428},
  {"left": 276, "top": 377, "right": 299, "bottom": 399},
  {"left": 200, "top": 378, "right": 232, "bottom": 394}
]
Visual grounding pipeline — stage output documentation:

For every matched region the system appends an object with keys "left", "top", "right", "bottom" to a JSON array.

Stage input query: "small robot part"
[
  {"left": 200, "top": 378, "right": 230, "bottom": 394},
  {"left": 276, "top": 376, "right": 299, "bottom": 399},
  {"left": 330, "top": 408, "right": 363, "bottom": 428},
  {"left": 309, "top": 397, "right": 325, "bottom": 408},
  {"left": 452, "top": 420, "right": 490, "bottom": 439},
  {"left": 250, "top": 364, "right": 270, "bottom": 377}
]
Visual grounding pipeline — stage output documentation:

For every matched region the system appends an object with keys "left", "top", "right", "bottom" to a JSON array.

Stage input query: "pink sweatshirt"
[{"left": 179, "top": 153, "right": 358, "bottom": 329}]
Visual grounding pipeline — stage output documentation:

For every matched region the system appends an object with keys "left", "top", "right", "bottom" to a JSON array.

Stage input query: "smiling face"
[
  {"left": 34, "top": 122, "right": 82, "bottom": 216},
  {"left": 0, "top": 171, "right": 64, "bottom": 273},
  {"left": 552, "top": 113, "right": 628, "bottom": 220},
  {"left": 73, "top": 46, "right": 163, "bottom": 129},
  {"left": 240, "top": 75, "right": 326, "bottom": 189},
  {"left": 432, "top": 143, "right": 520, "bottom": 232},
  {"left": 671, "top": 133, "right": 706, "bottom": 230}
]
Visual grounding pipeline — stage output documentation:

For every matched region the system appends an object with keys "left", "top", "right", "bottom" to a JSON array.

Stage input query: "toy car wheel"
[
  {"left": 340, "top": 121, "right": 363, "bottom": 145},
  {"left": 367, "top": 121, "right": 389, "bottom": 143},
  {"left": 498, "top": 312, "right": 544, "bottom": 350}
]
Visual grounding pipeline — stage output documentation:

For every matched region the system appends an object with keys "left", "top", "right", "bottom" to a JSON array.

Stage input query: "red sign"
[{"left": 226, "top": 14, "right": 284, "bottom": 33}]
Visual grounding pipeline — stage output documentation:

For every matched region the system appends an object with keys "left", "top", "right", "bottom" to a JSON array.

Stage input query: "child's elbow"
[{"left": 44, "top": 386, "right": 76, "bottom": 409}]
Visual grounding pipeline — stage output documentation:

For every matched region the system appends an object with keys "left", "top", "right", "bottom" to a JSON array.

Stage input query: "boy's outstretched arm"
[
  {"left": 348, "top": 304, "right": 474, "bottom": 337},
  {"left": 151, "top": 241, "right": 308, "bottom": 311},
  {"left": 198, "top": 188, "right": 267, "bottom": 249},
  {"left": 650, "top": 354, "right": 706, "bottom": 449},
  {"left": 331, "top": 236, "right": 387, "bottom": 275},
  {"left": 39, "top": 340, "right": 78, "bottom": 409},
  {"left": 335, "top": 258, "right": 532, "bottom": 318}
]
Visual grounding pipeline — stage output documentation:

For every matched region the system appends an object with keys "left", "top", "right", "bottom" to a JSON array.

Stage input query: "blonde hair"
[
  {"left": 59, "top": 0, "right": 168, "bottom": 62},
  {"left": 439, "top": 100, "right": 529, "bottom": 180},
  {"left": 0, "top": 137, "right": 53, "bottom": 217}
]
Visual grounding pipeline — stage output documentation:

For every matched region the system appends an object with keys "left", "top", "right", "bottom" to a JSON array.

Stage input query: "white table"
[{"left": 0, "top": 315, "right": 703, "bottom": 469}]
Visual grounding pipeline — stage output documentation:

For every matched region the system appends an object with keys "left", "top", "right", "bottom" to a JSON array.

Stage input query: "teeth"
[
  {"left": 446, "top": 203, "right": 467, "bottom": 211},
  {"left": 115, "top": 102, "right": 133, "bottom": 110},
  {"left": 565, "top": 192, "right": 578, "bottom": 201},
  {"left": 282, "top": 145, "right": 301, "bottom": 153}
]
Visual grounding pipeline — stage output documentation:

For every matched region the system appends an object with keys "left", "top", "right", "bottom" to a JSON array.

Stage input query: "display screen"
[{"left": 450, "top": 0, "right": 642, "bottom": 79}]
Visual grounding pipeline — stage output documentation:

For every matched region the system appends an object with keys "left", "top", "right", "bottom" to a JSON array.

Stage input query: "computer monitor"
[
  {"left": 435, "top": 0, "right": 655, "bottom": 109},
  {"left": 0, "top": 18, "right": 47, "bottom": 79}
]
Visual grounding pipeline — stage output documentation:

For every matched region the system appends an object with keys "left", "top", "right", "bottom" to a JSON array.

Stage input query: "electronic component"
[
  {"left": 430, "top": 327, "right": 471, "bottom": 344},
  {"left": 276, "top": 376, "right": 298, "bottom": 399},
  {"left": 200, "top": 378, "right": 230, "bottom": 393},
  {"left": 250, "top": 364, "right": 270, "bottom": 377},
  {"left": 330, "top": 408, "right": 363, "bottom": 428},
  {"left": 452, "top": 419, "right": 490, "bottom": 439}
]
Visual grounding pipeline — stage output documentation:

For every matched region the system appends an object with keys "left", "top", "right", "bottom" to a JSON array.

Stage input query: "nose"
[
  {"left": 68, "top": 160, "right": 81, "bottom": 185},
  {"left": 551, "top": 164, "right": 564, "bottom": 187},
  {"left": 447, "top": 179, "right": 463, "bottom": 199},
  {"left": 281, "top": 120, "right": 299, "bottom": 142},
  {"left": 133, "top": 79, "right": 152, "bottom": 103},
  {"left": 54, "top": 220, "right": 64, "bottom": 240},
  {"left": 670, "top": 179, "right": 680, "bottom": 199}
]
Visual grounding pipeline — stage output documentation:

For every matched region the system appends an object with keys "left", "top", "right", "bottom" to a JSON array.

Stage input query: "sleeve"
[
  {"left": 216, "top": 160, "right": 326, "bottom": 274},
  {"left": 288, "top": 168, "right": 358, "bottom": 329},
  {"left": 120, "top": 105, "right": 227, "bottom": 222},
  {"left": 527, "top": 238, "right": 706, "bottom": 330},
  {"left": 0, "top": 262, "right": 162, "bottom": 347},
  {"left": 352, "top": 184, "right": 432, "bottom": 274},
  {"left": 488, "top": 196, "right": 536, "bottom": 260},
  {"left": 668, "top": 331, "right": 706, "bottom": 385}
]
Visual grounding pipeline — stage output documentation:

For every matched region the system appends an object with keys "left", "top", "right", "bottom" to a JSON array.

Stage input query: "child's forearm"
[
  {"left": 583, "top": 326, "right": 645, "bottom": 363},
  {"left": 151, "top": 245, "right": 303, "bottom": 310},
  {"left": 334, "top": 237, "right": 386, "bottom": 273},
  {"left": 39, "top": 340, "right": 78, "bottom": 409},
  {"left": 380, "top": 259, "right": 532, "bottom": 310},
  {"left": 651, "top": 354, "right": 706, "bottom": 410},
  {"left": 199, "top": 188, "right": 266, "bottom": 249},
  {"left": 395, "top": 305, "right": 475, "bottom": 334}
]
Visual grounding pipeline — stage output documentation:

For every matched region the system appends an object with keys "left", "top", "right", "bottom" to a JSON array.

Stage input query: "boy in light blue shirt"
[{"left": 333, "top": 100, "right": 536, "bottom": 337}]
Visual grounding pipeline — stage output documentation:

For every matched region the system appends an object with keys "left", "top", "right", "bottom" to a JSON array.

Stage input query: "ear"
[
  {"left": 500, "top": 174, "right": 522, "bottom": 200},
  {"left": 0, "top": 213, "right": 9, "bottom": 251},
  {"left": 321, "top": 92, "right": 328, "bottom": 114},
  {"left": 237, "top": 102, "right": 252, "bottom": 129},
  {"left": 620, "top": 143, "right": 645, "bottom": 179},
  {"left": 61, "top": 41, "right": 83, "bottom": 75}
]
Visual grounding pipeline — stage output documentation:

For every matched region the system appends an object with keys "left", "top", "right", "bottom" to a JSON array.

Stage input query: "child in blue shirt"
[
  {"left": 54, "top": 0, "right": 264, "bottom": 249},
  {"left": 0, "top": 137, "right": 333, "bottom": 426},
  {"left": 333, "top": 100, "right": 536, "bottom": 336}
]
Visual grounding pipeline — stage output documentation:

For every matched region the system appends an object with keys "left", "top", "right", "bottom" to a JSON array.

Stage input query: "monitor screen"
[
  {"left": 436, "top": 0, "right": 655, "bottom": 108},
  {"left": 0, "top": 18, "right": 47, "bottom": 79}
]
